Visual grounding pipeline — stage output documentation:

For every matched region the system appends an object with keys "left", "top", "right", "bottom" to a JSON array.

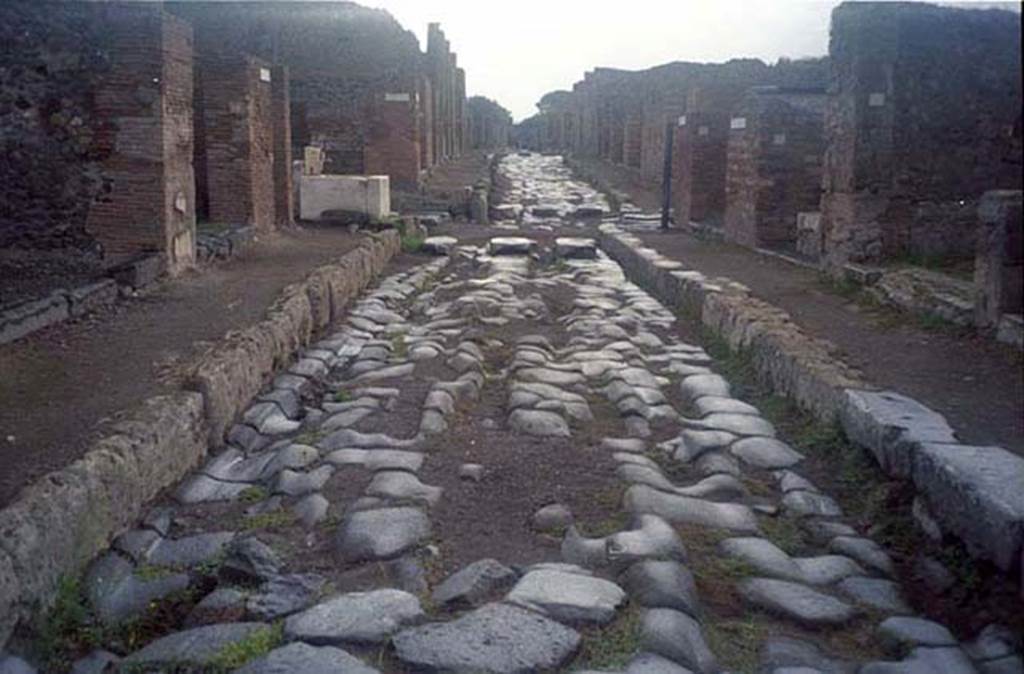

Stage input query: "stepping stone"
[
  {"left": 489, "top": 237, "right": 536, "bottom": 256},
  {"left": 783, "top": 490, "right": 842, "bottom": 518},
  {"left": 175, "top": 474, "right": 253, "bottom": 504},
  {"left": 506, "top": 568, "right": 626, "bottom": 624},
  {"left": 679, "top": 374, "right": 730, "bottom": 401},
  {"left": 284, "top": 590, "right": 423, "bottom": 645},
  {"left": 322, "top": 407, "right": 375, "bottom": 431},
  {"left": 860, "top": 646, "right": 978, "bottom": 674},
  {"left": 432, "top": 559, "right": 518, "bottom": 608},
  {"left": 694, "top": 451, "right": 741, "bottom": 478},
  {"left": 620, "top": 561, "right": 701, "bottom": 619},
  {"left": 693, "top": 396, "right": 759, "bottom": 417},
  {"left": 641, "top": 608, "right": 718, "bottom": 673},
  {"left": 676, "top": 473, "right": 748, "bottom": 501},
  {"left": 775, "top": 470, "right": 819, "bottom": 493},
  {"left": 85, "top": 553, "right": 189, "bottom": 625},
  {"left": 220, "top": 538, "right": 282, "bottom": 584},
  {"left": 837, "top": 577, "right": 911, "bottom": 613},
  {"left": 121, "top": 623, "right": 269, "bottom": 667},
  {"left": 625, "top": 485, "right": 759, "bottom": 533},
  {"left": 508, "top": 409, "right": 571, "bottom": 437},
  {"left": 828, "top": 536, "right": 895, "bottom": 577},
  {"left": 392, "top": 603, "right": 580, "bottom": 673},
  {"left": 878, "top": 617, "right": 957, "bottom": 654},
  {"left": 730, "top": 437, "right": 803, "bottom": 469},
  {"left": 738, "top": 578, "right": 858, "bottom": 627},
  {"left": 234, "top": 642, "right": 379, "bottom": 674},
  {"left": 335, "top": 507, "right": 430, "bottom": 563},
  {"left": 259, "top": 444, "right": 320, "bottom": 479},
  {"left": 293, "top": 493, "right": 329, "bottom": 528},
  {"left": 719, "top": 537, "right": 803, "bottom": 582},
  {"left": 366, "top": 471, "right": 442, "bottom": 507},
  {"left": 555, "top": 237, "right": 598, "bottom": 259},
  {"left": 422, "top": 236, "right": 458, "bottom": 255}
]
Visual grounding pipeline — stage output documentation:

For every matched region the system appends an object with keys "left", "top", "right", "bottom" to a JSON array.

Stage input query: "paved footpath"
[{"left": 5, "top": 155, "right": 1021, "bottom": 674}]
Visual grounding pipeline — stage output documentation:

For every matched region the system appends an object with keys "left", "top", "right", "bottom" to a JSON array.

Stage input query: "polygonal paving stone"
[
  {"left": 284, "top": 590, "right": 423, "bottom": 645},
  {"left": 641, "top": 608, "right": 718, "bottom": 673},
  {"left": 719, "top": 538, "right": 803, "bottom": 582},
  {"left": 392, "top": 603, "right": 580, "bottom": 674},
  {"left": 625, "top": 485, "right": 759, "bottom": 533},
  {"left": 606, "top": 515, "right": 688, "bottom": 568},
  {"left": 828, "top": 536, "right": 896, "bottom": 577},
  {"left": 620, "top": 561, "right": 701, "bottom": 619},
  {"left": 837, "top": 577, "right": 911, "bottom": 614},
  {"left": 506, "top": 568, "right": 626, "bottom": 624},
  {"left": 146, "top": 532, "right": 235, "bottom": 568},
  {"left": 85, "top": 553, "right": 189, "bottom": 625},
  {"left": 432, "top": 559, "right": 518, "bottom": 608},
  {"left": 878, "top": 616, "right": 957, "bottom": 654},
  {"left": 738, "top": 578, "right": 858, "bottom": 627},
  {"left": 693, "top": 413, "right": 776, "bottom": 438},
  {"left": 365, "top": 471, "right": 442, "bottom": 507},
  {"left": 693, "top": 396, "right": 760, "bottom": 417},
  {"left": 335, "top": 507, "right": 430, "bottom": 563},
  {"left": 508, "top": 409, "right": 571, "bottom": 437},
  {"left": 783, "top": 490, "right": 842, "bottom": 518},
  {"left": 860, "top": 646, "right": 978, "bottom": 674},
  {"left": 679, "top": 374, "right": 731, "bottom": 401},
  {"left": 730, "top": 437, "right": 804, "bottom": 469},
  {"left": 121, "top": 623, "right": 269, "bottom": 667},
  {"left": 233, "top": 642, "right": 379, "bottom": 674}
]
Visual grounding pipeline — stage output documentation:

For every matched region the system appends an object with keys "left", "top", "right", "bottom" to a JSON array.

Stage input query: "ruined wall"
[
  {"left": 822, "top": 2, "right": 1023, "bottom": 268},
  {"left": 724, "top": 89, "right": 826, "bottom": 249},
  {"left": 0, "top": 2, "right": 195, "bottom": 270},
  {"left": 169, "top": 2, "right": 424, "bottom": 181}
]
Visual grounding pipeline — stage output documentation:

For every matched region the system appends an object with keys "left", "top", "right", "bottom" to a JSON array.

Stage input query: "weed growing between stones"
[
  {"left": 703, "top": 616, "right": 766, "bottom": 674},
  {"left": 207, "top": 622, "right": 283, "bottom": 671},
  {"left": 241, "top": 510, "right": 294, "bottom": 532},
  {"left": 573, "top": 602, "right": 642, "bottom": 670},
  {"left": 332, "top": 389, "right": 352, "bottom": 403},
  {"left": 391, "top": 333, "right": 408, "bottom": 359},
  {"left": 758, "top": 516, "right": 810, "bottom": 557},
  {"left": 238, "top": 486, "right": 269, "bottom": 504}
]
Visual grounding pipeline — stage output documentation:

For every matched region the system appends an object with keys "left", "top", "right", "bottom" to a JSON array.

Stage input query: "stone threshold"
[
  {"left": 598, "top": 223, "right": 1024, "bottom": 592},
  {"left": 0, "top": 230, "right": 401, "bottom": 647}
]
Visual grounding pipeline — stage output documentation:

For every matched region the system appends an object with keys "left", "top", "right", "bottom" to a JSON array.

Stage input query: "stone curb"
[
  {"left": 598, "top": 225, "right": 1024, "bottom": 584},
  {"left": 0, "top": 230, "right": 401, "bottom": 647},
  {"left": 0, "top": 279, "right": 121, "bottom": 346}
]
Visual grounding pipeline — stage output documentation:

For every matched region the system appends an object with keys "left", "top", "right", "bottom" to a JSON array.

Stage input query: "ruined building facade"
[
  {"left": 467, "top": 97, "right": 513, "bottom": 150},
  {"left": 0, "top": 1, "right": 470, "bottom": 275}
]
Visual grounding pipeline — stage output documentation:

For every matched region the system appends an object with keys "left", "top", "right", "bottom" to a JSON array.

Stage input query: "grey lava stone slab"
[
  {"left": 121, "top": 623, "right": 269, "bottom": 666},
  {"left": 232, "top": 642, "right": 379, "bottom": 674},
  {"left": 335, "top": 507, "right": 430, "bottom": 563},
  {"left": 392, "top": 603, "right": 580, "bottom": 674},
  {"left": 284, "top": 590, "right": 423, "bottom": 645}
]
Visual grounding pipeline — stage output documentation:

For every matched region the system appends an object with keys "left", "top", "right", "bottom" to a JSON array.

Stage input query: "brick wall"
[
  {"left": 821, "top": 1, "right": 1023, "bottom": 268},
  {"left": 419, "top": 76, "right": 434, "bottom": 168},
  {"left": 196, "top": 47, "right": 274, "bottom": 231},
  {"left": 85, "top": 5, "right": 196, "bottom": 271},
  {"left": 724, "top": 89, "right": 826, "bottom": 249}
]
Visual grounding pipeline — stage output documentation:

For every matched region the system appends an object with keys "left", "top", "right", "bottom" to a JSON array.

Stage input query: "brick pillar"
[
  {"left": 271, "top": 65, "right": 293, "bottom": 227},
  {"left": 624, "top": 109, "right": 643, "bottom": 168},
  {"left": 725, "top": 90, "right": 826, "bottom": 250},
  {"left": 364, "top": 91, "right": 420, "bottom": 192},
  {"left": 674, "top": 111, "right": 729, "bottom": 226},
  {"left": 86, "top": 6, "right": 196, "bottom": 274},
  {"left": 196, "top": 51, "right": 275, "bottom": 231}
]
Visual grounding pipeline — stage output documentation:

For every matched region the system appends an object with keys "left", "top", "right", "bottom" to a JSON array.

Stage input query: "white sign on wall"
[
  {"left": 730, "top": 117, "right": 747, "bottom": 130},
  {"left": 259, "top": 68, "right": 271, "bottom": 83},
  {"left": 677, "top": 115, "right": 687, "bottom": 127},
  {"left": 385, "top": 92, "right": 411, "bottom": 102}
]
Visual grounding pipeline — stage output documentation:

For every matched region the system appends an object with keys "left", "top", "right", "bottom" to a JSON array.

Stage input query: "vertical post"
[{"left": 661, "top": 120, "right": 674, "bottom": 229}]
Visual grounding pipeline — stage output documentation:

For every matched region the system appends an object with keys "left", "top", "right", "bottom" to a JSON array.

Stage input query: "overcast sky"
[{"left": 368, "top": 0, "right": 1019, "bottom": 122}]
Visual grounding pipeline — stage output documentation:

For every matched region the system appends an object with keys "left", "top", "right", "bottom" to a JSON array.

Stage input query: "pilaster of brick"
[{"left": 271, "top": 65, "right": 294, "bottom": 227}]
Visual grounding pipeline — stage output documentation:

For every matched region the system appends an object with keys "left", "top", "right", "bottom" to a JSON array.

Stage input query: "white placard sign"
[
  {"left": 259, "top": 68, "right": 271, "bottom": 83},
  {"left": 677, "top": 115, "right": 687, "bottom": 127},
  {"left": 385, "top": 92, "right": 411, "bottom": 102},
  {"left": 730, "top": 117, "right": 747, "bottom": 130}
]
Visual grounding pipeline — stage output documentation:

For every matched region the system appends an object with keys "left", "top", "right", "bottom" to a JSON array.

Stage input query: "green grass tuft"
[{"left": 208, "top": 623, "right": 284, "bottom": 670}]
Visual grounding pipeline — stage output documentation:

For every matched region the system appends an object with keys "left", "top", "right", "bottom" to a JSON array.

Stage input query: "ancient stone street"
[{"left": 2, "top": 155, "right": 1014, "bottom": 673}]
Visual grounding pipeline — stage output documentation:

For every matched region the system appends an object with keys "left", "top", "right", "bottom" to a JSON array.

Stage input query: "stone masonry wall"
[
  {"left": 725, "top": 89, "right": 826, "bottom": 249},
  {"left": 364, "top": 94, "right": 420, "bottom": 191},
  {"left": 467, "top": 96, "right": 512, "bottom": 150},
  {"left": 821, "top": 2, "right": 1023, "bottom": 268}
]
